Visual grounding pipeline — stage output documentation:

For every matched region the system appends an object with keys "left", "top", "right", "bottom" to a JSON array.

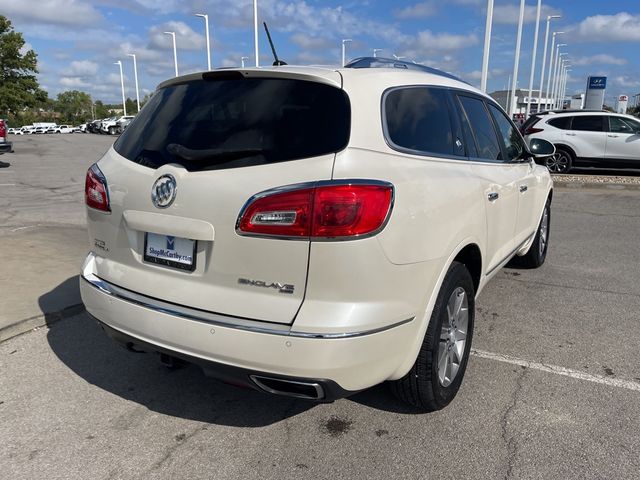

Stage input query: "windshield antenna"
[{"left": 263, "top": 22, "right": 287, "bottom": 66}]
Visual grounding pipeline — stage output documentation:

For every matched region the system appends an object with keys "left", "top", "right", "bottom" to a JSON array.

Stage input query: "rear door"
[
  {"left": 566, "top": 115, "right": 607, "bottom": 160},
  {"left": 455, "top": 94, "right": 521, "bottom": 273},
  {"left": 90, "top": 72, "right": 349, "bottom": 324},
  {"left": 605, "top": 116, "right": 640, "bottom": 164}
]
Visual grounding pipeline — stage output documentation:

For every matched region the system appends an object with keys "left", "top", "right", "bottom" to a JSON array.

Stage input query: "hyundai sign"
[
  {"left": 588, "top": 77, "right": 607, "bottom": 90},
  {"left": 585, "top": 76, "right": 607, "bottom": 110}
]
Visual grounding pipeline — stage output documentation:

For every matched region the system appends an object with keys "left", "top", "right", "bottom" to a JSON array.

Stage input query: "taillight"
[
  {"left": 524, "top": 127, "right": 544, "bottom": 135},
  {"left": 237, "top": 181, "right": 393, "bottom": 239},
  {"left": 85, "top": 164, "right": 111, "bottom": 212}
]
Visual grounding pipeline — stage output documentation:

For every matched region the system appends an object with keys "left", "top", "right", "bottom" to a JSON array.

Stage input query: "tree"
[
  {"left": 0, "top": 16, "right": 47, "bottom": 116},
  {"left": 56, "top": 90, "right": 92, "bottom": 124}
]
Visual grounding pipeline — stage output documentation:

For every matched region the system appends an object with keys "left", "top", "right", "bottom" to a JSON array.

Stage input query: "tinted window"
[
  {"left": 571, "top": 116, "right": 604, "bottom": 132},
  {"left": 114, "top": 77, "right": 351, "bottom": 171},
  {"left": 548, "top": 116, "right": 572, "bottom": 130},
  {"left": 488, "top": 104, "right": 526, "bottom": 161},
  {"left": 457, "top": 96, "right": 502, "bottom": 161},
  {"left": 385, "top": 87, "right": 462, "bottom": 157},
  {"left": 609, "top": 116, "right": 640, "bottom": 133}
]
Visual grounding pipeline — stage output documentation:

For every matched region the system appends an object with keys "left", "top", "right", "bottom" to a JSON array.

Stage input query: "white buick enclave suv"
[{"left": 80, "top": 58, "right": 554, "bottom": 411}]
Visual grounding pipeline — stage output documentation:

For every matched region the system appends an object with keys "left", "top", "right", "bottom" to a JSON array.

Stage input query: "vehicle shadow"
[{"left": 41, "top": 277, "right": 315, "bottom": 427}]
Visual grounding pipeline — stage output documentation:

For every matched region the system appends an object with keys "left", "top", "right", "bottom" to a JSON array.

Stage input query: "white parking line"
[
  {"left": 471, "top": 349, "right": 640, "bottom": 393},
  {"left": 0, "top": 183, "right": 16, "bottom": 186}
]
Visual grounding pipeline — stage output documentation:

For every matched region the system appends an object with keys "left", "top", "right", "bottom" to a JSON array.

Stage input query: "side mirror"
[{"left": 529, "top": 138, "right": 556, "bottom": 158}]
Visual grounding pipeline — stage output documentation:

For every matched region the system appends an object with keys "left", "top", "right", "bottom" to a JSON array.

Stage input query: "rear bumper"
[{"left": 80, "top": 254, "right": 416, "bottom": 396}]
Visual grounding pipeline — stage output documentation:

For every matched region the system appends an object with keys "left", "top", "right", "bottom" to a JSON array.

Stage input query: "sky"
[{"left": 1, "top": 0, "right": 639, "bottom": 106}]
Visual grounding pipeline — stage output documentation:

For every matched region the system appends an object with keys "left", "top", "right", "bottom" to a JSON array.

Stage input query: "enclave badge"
[{"left": 151, "top": 174, "right": 177, "bottom": 209}]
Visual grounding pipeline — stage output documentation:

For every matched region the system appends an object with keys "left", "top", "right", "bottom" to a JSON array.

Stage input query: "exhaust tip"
[{"left": 250, "top": 375, "right": 325, "bottom": 401}]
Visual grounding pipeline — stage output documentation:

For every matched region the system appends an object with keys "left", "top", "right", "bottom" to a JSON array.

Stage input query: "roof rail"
[{"left": 344, "top": 57, "right": 467, "bottom": 84}]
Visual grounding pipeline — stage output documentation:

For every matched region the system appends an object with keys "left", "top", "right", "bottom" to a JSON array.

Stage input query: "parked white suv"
[
  {"left": 523, "top": 110, "right": 640, "bottom": 173},
  {"left": 101, "top": 116, "right": 134, "bottom": 135},
  {"left": 80, "top": 58, "right": 554, "bottom": 410}
]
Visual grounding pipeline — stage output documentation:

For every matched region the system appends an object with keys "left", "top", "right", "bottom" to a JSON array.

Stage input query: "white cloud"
[
  {"left": 569, "top": 13, "right": 640, "bottom": 43},
  {"left": 394, "top": 2, "right": 438, "bottom": 20},
  {"left": 289, "top": 33, "right": 335, "bottom": 50},
  {"left": 59, "top": 77, "right": 92, "bottom": 88},
  {"left": 572, "top": 54, "right": 628, "bottom": 67},
  {"left": 148, "top": 21, "right": 206, "bottom": 51},
  {"left": 68, "top": 60, "right": 99, "bottom": 76},
  {"left": 493, "top": 4, "right": 561, "bottom": 25},
  {"left": 0, "top": 0, "right": 103, "bottom": 27},
  {"left": 613, "top": 76, "right": 640, "bottom": 89},
  {"left": 407, "top": 30, "right": 479, "bottom": 54}
]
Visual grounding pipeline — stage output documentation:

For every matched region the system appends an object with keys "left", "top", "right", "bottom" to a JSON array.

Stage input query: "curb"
[
  {"left": 0, "top": 303, "right": 85, "bottom": 343},
  {"left": 552, "top": 175, "right": 640, "bottom": 191}
]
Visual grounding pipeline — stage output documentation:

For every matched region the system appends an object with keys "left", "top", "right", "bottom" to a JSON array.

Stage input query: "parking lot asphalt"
[{"left": 1, "top": 135, "right": 640, "bottom": 479}]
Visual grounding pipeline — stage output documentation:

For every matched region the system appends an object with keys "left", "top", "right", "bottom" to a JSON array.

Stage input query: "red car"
[{"left": 0, "top": 119, "right": 13, "bottom": 155}]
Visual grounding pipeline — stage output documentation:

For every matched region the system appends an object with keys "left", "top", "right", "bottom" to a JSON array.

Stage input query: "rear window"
[
  {"left": 114, "top": 76, "right": 351, "bottom": 171},
  {"left": 548, "top": 116, "right": 572, "bottom": 130}
]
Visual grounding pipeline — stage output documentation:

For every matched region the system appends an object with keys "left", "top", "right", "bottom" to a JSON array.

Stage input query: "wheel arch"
[
  {"left": 388, "top": 239, "right": 483, "bottom": 381},
  {"left": 553, "top": 143, "right": 577, "bottom": 159}
]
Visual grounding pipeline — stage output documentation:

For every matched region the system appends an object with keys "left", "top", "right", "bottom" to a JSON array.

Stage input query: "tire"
[
  {"left": 514, "top": 199, "right": 550, "bottom": 269},
  {"left": 389, "top": 261, "right": 475, "bottom": 411},
  {"left": 108, "top": 127, "right": 116, "bottom": 135},
  {"left": 545, "top": 147, "right": 573, "bottom": 173}
]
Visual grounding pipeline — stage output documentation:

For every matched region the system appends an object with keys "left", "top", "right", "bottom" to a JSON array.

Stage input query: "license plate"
[{"left": 144, "top": 233, "right": 196, "bottom": 271}]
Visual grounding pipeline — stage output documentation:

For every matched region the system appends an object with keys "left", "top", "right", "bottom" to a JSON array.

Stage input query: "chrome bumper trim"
[{"left": 81, "top": 272, "right": 414, "bottom": 339}]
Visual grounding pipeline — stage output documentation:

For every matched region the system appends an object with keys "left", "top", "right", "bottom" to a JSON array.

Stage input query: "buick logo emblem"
[{"left": 151, "top": 174, "right": 177, "bottom": 209}]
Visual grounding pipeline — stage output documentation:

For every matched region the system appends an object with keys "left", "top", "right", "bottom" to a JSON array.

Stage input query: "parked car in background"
[
  {"left": 117, "top": 117, "right": 133, "bottom": 134},
  {"left": 52, "top": 125, "right": 74, "bottom": 134},
  {"left": 101, "top": 116, "right": 134, "bottom": 135},
  {"left": 73, "top": 124, "right": 88, "bottom": 133},
  {"left": 523, "top": 110, "right": 640, "bottom": 173},
  {"left": 81, "top": 59, "right": 554, "bottom": 411},
  {"left": 33, "top": 126, "right": 48, "bottom": 134},
  {"left": 0, "top": 119, "right": 12, "bottom": 154}
]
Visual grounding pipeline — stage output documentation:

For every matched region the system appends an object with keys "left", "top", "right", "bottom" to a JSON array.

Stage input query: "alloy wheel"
[
  {"left": 545, "top": 152, "right": 570, "bottom": 173},
  {"left": 438, "top": 287, "right": 469, "bottom": 387}
]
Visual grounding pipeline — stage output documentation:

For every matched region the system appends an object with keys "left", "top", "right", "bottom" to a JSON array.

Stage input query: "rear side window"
[
  {"left": 548, "top": 116, "right": 572, "bottom": 130},
  {"left": 384, "top": 87, "right": 462, "bottom": 157},
  {"left": 571, "top": 116, "right": 604, "bottom": 132},
  {"left": 114, "top": 77, "right": 351, "bottom": 171},
  {"left": 457, "top": 95, "right": 502, "bottom": 161}
]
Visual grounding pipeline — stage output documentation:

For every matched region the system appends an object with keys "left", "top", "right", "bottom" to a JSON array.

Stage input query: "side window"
[
  {"left": 384, "top": 87, "right": 462, "bottom": 157},
  {"left": 571, "top": 116, "right": 604, "bottom": 132},
  {"left": 609, "top": 117, "right": 640, "bottom": 134},
  {"left": 548, "top": 116, "right": 572, "bottom": 130},
  {"left": 488, "top": 103, "right": 526, "bottom": 161},
  {"left": 457, "top": 95, "right": 502, "bottom": 161}
]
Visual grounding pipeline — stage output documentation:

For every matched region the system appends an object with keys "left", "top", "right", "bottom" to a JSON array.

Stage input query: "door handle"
[
  {"left": 565, "top": 133, "right": 576, "bottom": 136},
  {"left": 519, "top": 185, "right": 528, "bottom": 193},
  {"left": 488, "top": 192, "right": 499, "bottom": 202},
  {"left": 608, "top": 134, "right": 619, "bottom": 138}
]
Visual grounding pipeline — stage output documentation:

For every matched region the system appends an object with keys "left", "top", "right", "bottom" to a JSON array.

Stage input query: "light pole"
[
  {"left": 195, "top": 13, "right": 211, "bottom": 70},
  {"left": 525, "top": 0, "right": 542, "bottom": 117},
  {"left": 552, "top": 51, "right": 567, "bottom": 109},
  {"left": 253, "top": 0, "right": 259, "bottom": 67},
  {"left": 545, "top": 32, "right": 564, "bottom": 110},
  {"left": 341, "top": 39, "right": 352, "bottom": 67},
  {"left": 480, "top": 0, "right": 494, "bottom": 92},
  {"left": 560, "top": 68, "right": 572, "bottom": 110},
  {"left": 556, "top": 62, "right": 570, "bottom": 109},
  {"left": 127, "top": 53, "right": 140, "bottom": 113},
  {"left": 538, "top": 15, "right": 561, "bottom": 111},
  {"left": 373, "top": 48, "right": 382, "bottom": 58},
  {"left": 508, "top": 0, "right": 526, "bottom": 118},
  {"left": 114, "top": 61, "right": 127, "bottom": 117},
  {"left": 164, "top": 31, "right": 178, "bottom": 76},
  {"left": 241, "top": 56, "right": 249, "bottom": 68}
]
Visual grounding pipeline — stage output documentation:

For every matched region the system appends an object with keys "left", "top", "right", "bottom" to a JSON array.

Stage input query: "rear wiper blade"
[{"left": 166, "top": 143, "right": 264, "bottom": 162}]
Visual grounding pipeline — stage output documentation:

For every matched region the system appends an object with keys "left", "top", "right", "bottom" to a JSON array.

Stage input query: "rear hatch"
[{"left": 89, "top": 69, "right": 349, "bottom": 324}]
